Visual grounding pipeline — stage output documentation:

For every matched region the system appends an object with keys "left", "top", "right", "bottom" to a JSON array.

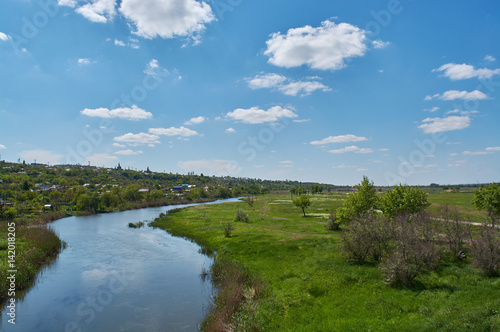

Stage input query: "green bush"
[{"left": 234, "top": 208, "right": 249, "bottom": 223}]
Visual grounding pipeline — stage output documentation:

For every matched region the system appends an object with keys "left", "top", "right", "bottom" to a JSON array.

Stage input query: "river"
[{"left": 0, "top": 198, "right": 239, "bottom": 332}]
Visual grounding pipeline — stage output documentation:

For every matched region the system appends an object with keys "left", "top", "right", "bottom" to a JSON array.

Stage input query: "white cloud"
[
  {"left": 19, "top": 149, "right": 63, "bottom": 164},
  {"left": 424, "top": 107, "right": 440, "bottom": 113},
  {"left": 114, "top": 39, "right": 126, "bottom": 46},
  {"left": 77, "top": 58, "right": 95, "bottom": 65},
  {"left": 178, "top": 159, "right": 241, "bottom": 176},
  {"left": 75, "top": 0, "right": 116, "bottom": 23},
  {"left": 184, "top": 116, "right": 206, "bottom": 125},
  {"left": 356, "top": 168, "right": 368, "bottom": 172},
  {"left": 433, "top": 63, "right": 500, "bottom": 80},
  {"left": 279, "top": 160, "right": 294, "bottom": 164},
  {"left": 58, "top": 0, "right": 77, "bottom": 7},
  {"left": 418, "top": 116, "right": 471, "bottom": 134},
  {"left": 81, "top": 105, "right": 152, "bottom": 120},
  {"left": 225, "top": 127, "right": 236, "bottom": 133},
  {"left": 113, "top": 133, "right": 160, "bottom": 145},
  {"left": 328, "top": 145, "right": 373, "bottom": 154},
  {"left": 149, "top": 126, "right": 199, "bottom": 137},
  {"left": 226, "top": 106, "right": 297, "bottom": 124},
  {"left": 119, "top": 0, "right": 215, "bottom": 42},
  {"left": 0, "top": 32, "right": 12, "bottom": 42},
  {"left": 425, "top": 90, "right": 488, "bottom": 101},
  {"left": 310, "top": 134, "right": 368, "bottom": 145},
  {"left": 372, "top": 39, "right": 390, "bottom": 49},
  {"left": 484, "top": 55, "right": 496, "bottom": 62},
  {"left": 87, "top": 153, "right": 119, "bottom": 166},
  {"left": 378, "top": 148, "right": 389, "bottom": 151},
  {"left": 463, "top": 150, "right": 492, "bottom": 156},
  {"left": 293, "top": 119, "right": 310, "bottom": 123},
  {"left": 112, "top": 143, "right": 126, "bottom": 148},
  {"left": 143, "top": 59, "right": 169, "bottom": 76},
  {"left": 486, "top": 147, "right": 500, "bottom": 152},
  {"left": 0, "top": 144, "right": 6, "bottom": 149},
  {"left": 333, "top": 164, "right": 356, "bottom": 169},
  {"left": 112, "top": 37, "right": 140, "bottom": 49},
  {"left": 446, "top": 109, "right": 460, "bottom": 114},
  {"left": 246, "top": 73, "right": 331, "bottom": 96},
  {"left": 449, "top": 153, "right": 458, "bottom": 156},
  {"left": 115, "top": 149, "right": 143, "bottom": 155},
  {"left": 264, "top": 20, "right": 369, "bottom": 71}
]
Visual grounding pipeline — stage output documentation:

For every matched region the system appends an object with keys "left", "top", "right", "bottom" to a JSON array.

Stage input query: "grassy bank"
[
  {"left": 0, "top": 224, "right": 63, "bottom": 303},
  {"left": 151, "top": 193, "right": 499, "bottom": 331}
]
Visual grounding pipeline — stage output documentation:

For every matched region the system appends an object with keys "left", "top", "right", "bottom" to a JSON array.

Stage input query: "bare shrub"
[
  {"left": 325, "top": 212, "right": 340, "bottom": 231},
  {"left": 441, "top": 206, "right": 471, "bottom": 260},
  {"left": 234, "top": 208, "right": 249, "bottom": 223},
  {"left": 222, "top": 221, "right": 234, "bottom": 238},
  {"left": 341, "top": 213, "right": 392, "bottom": 263},
  {"left": 243, "top": 196, "right": 254, "bottom": 207},
  {"left": 470, "top": 225, "right": 500, "bottom": 277},
  {"left": 381, "top": 212, "right": 441, "bottom": 286}
]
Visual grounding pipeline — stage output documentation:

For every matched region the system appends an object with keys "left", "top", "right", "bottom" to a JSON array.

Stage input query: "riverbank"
[{"left": 151, "top": 193, "right": 500, "bottom": 331}]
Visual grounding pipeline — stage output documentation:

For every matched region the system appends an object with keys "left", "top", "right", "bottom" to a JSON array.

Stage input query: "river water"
[{"left": 1, "top": 199, "right": 238, "bottom": 332}]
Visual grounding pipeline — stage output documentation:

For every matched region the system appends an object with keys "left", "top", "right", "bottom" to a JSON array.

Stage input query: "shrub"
[
  {"left": 234, "top": 208, "right": 249, "bottom": 223},
  {"left": 222, "top": 221, "right": 234, "bottom": 238},
  {"left": 325, "top": 212, "right": 340, "bottom": 231},
  {"left": 441, "top": 206, "right": 471, "bottom": 260},
  {"left": 379, "top": 184, "right": 430, "bottom": 219},
  {"left": 243, "top": 196, "right": 254, "bottom": 207},
  {"left": 336, "top": 176, "right": 378, "bottom": 224},
  {"left": 341, "top": 213, "right": 391, "bottom": 263},
  {"left": 470, "top": 224, "right": 500, "bottom": 276},
  {"left": 381, "top": 212, "right": 441, "bottom": 286}
]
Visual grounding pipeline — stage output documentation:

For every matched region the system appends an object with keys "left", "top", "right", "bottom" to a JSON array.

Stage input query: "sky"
[{"left": 0, "top": 0, "right": 499, "bottom": 186}]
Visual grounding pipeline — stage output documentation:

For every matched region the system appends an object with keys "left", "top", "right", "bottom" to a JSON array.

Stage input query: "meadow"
[{"left": 151, "top": 191, "right": 500, "bottom": 331}]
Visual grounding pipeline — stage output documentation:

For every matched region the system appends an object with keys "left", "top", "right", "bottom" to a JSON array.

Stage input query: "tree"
[
  {"left": 378, "top": 184, "right": 429, "bottom": 220},
  {"left": 336, "top": 176, "right": 378, "bottom": 224},
  {"left": 293, "top": 195, "right": 311, "bottom": 217},
  {"left": 472, "top": 183, "right": 500, "bottom": 226}
]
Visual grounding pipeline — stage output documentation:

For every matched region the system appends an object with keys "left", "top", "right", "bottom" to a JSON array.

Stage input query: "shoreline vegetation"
[{"left": 151, "top": 191, "right": 499, "bottom": 331}]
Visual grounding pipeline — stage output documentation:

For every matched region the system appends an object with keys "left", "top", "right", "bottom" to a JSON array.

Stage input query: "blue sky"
[{"left": 0, "top": 0, "right": 499, "bottom": 186}]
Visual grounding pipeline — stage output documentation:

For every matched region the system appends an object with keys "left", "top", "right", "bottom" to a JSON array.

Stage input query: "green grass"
[
  {"left": 427, "top": 191, "right": 487, "bottom": 222},
  {"left": 151, "top": 193, "right": 499, "bottom": 331}
]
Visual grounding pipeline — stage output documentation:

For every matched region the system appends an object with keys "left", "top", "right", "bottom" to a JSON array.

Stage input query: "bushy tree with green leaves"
[
  {"left": 336, "top": 176, "right": 378, "bottom": 224},
  {"left": 472, "top": 183, "right": 500, "bottom": 226},
  {"left": 378, "top": 184, "right": 429, "bottom": 219},
  {"left": 293, "top": 194, "right": 311, "bottom": 217}
]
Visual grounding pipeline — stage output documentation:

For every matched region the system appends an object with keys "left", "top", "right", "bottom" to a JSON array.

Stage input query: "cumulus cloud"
[
  {"left": 226, "top": 106, "right": 297, "bottom": 124},
  {"left": 114, "top": 39, "right": 126, "bottom": 46},
  {"left": 149, "top": 126, "right": 199, "bottom": 137},
  {"left": 75, "top": 0, "right": 117, "bottom": 23},
  {"left": 328, "top": 145, "right": 373, "bottom": 154},
  {"left": 58, "top": 0, "right": 77, "bottom": 7},
  {"left": 19, "top": 149, "right": 64, "bottom": 164},
  {"left": 113, "top": 133, "right": 160, "bottom": 145},
  {"left": 77, "top": 58, "right": 95, "bottom": 65},
  {"left": 310, "top": 134, "right": 368, "bottom": 145},
  {"left": 433, "top": 63, "right": 500, "bottom": 80},
  {"left": 81, "top": 105, "right": 152, "bottom": 120},
  {"left": 0, "top": 32, "right": 12, "bottom": 41},
  {"left": 225, "top": 127, "right": 236, "bottom": 133},
  {"left": 424, "top": 90, "right": 488, "bottom": 101},
  {"left": 246, "top": 73, "right": 331, "bottom": 97},
  {"left": 418, "top": 116, "right": 471, "bottom": 134},
  {"left": 264, "top": 20, "right": 370, "bottom": 70},
  {"left": 424, "top": 107, "right": 440, "bottom": 113},
  {"left": 486, "top": 147, "right": 500, "bottom": 152},
  {"left": 372, "top": 39, "right": 390, "bottom": 49},
  {"left": 184, "top": 116, "right": 206, "bottom": 125},
  {"left": 178, "top": 159, "right": 241, "bottom": 176},
  {"left": 463, "top": 150, "right": 492, "bottom": 156},
  {"left": 114, "top": 149, "right": 143, "bottom": 155},
  {"left": 484, "top": 55, "right": 496, "bottom": 62},
  {"left": 0, "top": 144, "right": 6, "bottom": 149},
  {"left": 119, "top": 0, "right": 215, "bottom": 42},
  {"left": 112, "top": 143, "right": 126, "bottom": 148}
]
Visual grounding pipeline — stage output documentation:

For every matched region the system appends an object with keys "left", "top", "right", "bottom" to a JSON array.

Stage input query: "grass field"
[{"left": 151, "top": 193, "right": 500, "bottom": 331}]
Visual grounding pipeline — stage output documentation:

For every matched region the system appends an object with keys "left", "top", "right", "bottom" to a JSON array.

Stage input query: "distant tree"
[
  {"left": 3, "top": 206, "right": 17, "bottom": 220},
  {"left": 336, "top": 176, "right": 378, "bottom": 224},
  {"left": 21, "top": 180, "right": 30, "bottom": 191},
  {"left": 472, "top": 183, "right": 500, "bottom": 226},
  {"left": 293, "top": 194, "right": 311, "bottom": 217},
  {"left": 378, "top": 184, "right": 429, "bottom": 220},
  {"left": 217, "top": 186, "right": 231, "bottom": 199}
]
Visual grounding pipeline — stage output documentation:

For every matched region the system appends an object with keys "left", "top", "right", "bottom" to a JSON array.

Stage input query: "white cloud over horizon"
[
  {"left": 310, "top": 134, "right": 368, "bottom": 145},
  {"left": 418, "top": 116, "right": 471, "bottom": 134},
  {"left": 433, "top": 63, "right": 500, "bottom": 80},
  {"left": 19, "top": 149, "right": 64, "bottom": 164},
  {"left": 264, "top": 20, "right": 369, "bottom": 71},
  {"left": 115, "top": 149, "right": 144, "bottom": 155},
  {"left": 226, "top": 106, "right": 298, "bottom": 124},
  {"left": 424, "top": 90, "right": 488, "bottom": 101},
  {"left": 184, "top": 116, "right": 207, "bottom": 125},
  {"left": 81, "top": 105, "right": 152, "bottom": 120},
  {"left": 113, "top": 133, "right": 160, "bottom": 145},
  {"left": 178, "top": 159, "right": 241, "bottom": 176}
]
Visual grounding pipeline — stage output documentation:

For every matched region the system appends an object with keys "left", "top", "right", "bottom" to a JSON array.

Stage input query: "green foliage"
[
  {"left": 325, "top": 212, "right": 340, "bottom": 231},
  {"left": 234, "top": 208, "right": 249, "bottom": 223},
  {"left": 310, "top": 184, "right": 323, "bottom": 194},
  {"left": 379, "top": 184, "right": 430, "bottom": 219},
  {"left": 3, "top": 206, "right": 17, "bottom": 220},
  {"left": 292, "top": 194, "right": 311, "bottom": 216},
  {"left": 470, "top": 224, "right": 500, "bottom": 276},
  {"left": 472, "top": 183, "right": 500, "bottom": 225},
  {"left": 222, "top": 221, "right": 234, "bottom": 237},
  {"left": 336, "top": 176, "right": 378, "bottom": 224}
]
